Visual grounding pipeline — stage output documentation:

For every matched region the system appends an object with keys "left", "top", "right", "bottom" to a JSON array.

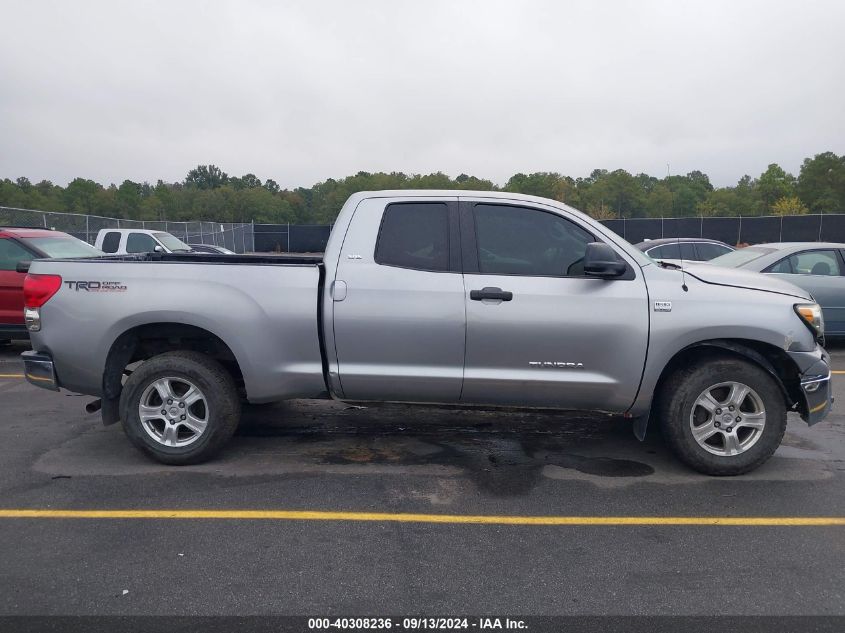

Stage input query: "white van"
[{"left": 94, "top": 229, "right": 193, "bottom": 255}]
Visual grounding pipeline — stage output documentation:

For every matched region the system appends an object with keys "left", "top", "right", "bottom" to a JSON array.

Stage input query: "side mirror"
[
  {"left": 16, "top": 260, "right": 32, "bottom": 274},
  {"left": 153, "top": 245, "right": 164, "bottom": 253},
  {"left": 584, "top": 242, "right": 627, "bottom": 278}
]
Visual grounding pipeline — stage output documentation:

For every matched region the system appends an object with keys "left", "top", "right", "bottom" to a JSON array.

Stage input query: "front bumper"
[
  {"left": 797, "top": 357, "right": 832, "bottom": 426},
  {"left": 21, "top": 350, "right": 59, "bottom": 392}
]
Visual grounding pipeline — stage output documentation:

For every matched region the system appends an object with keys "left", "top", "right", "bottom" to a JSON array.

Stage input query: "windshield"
[
  {"left": 153, "top": 232, "right": 192, "bottom": 252},
  {"left": 708, "top": 246, "right": 775, "bottom": 268},
  {"left": 23, "top": 236, "right": 103, "bottom": 258}
]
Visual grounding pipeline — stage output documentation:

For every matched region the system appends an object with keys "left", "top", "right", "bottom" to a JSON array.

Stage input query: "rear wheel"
[
  {"left": 658, "top": 357, "right": 787, "bottom": 475},
  {"left": 119, "top": 351, "right": 240, "bottom": 465}
]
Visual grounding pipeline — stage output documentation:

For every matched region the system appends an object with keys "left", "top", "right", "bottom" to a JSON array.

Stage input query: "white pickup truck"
[
  {"left": 21, "top": 190, "right": 832, "bottom": 475},
  {"left": 94, "top": 228, "right": 192, "bottom": 254}
]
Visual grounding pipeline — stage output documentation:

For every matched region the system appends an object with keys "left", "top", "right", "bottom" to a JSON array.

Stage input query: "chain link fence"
[
  {"left": 245, "top": 215, "right": 845, "bottom": 254},
  {"left": 599, "top": 214, "right": 844, "bottom": 245},
  {"left": 253, "top": 224, "right": 333, "bottom": 253},
  {"left": 0, "top": 206, "right": 255, "bottom": 253},
  {"left": 8, "top": 206, "right": 845, "bottom": 256}
]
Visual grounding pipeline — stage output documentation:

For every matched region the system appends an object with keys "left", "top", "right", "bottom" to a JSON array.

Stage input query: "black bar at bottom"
[{"left": 0, "top": 616, "right": 843, "bottom": 633}]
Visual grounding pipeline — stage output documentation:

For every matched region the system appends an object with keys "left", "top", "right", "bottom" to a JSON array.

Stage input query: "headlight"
[{"left": 794, "top": 303, "right": 824, "bottom": 339}]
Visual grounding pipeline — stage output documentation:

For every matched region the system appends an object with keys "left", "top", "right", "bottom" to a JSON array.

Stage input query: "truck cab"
[
  {"left": 94, "top": 229, "right": 193, "bottom": 255},
  {"left": 325, "top": 195, "right": 648, "bottom": 413}
]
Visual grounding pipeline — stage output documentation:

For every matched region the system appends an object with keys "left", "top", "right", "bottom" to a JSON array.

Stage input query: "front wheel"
[
  {"left": 657, "top": 357, "right": 787, "bottom": 475},
  {"left": 119, "top": 351, "right": 241, "bottom": 465}
]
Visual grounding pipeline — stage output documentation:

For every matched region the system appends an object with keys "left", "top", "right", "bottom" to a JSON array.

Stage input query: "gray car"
[
  {"left": 636, "top": 238, "right": 734, "bottom": 261},
  {"left": 709, "top": 242, "right": 845, "bottom": 336}
]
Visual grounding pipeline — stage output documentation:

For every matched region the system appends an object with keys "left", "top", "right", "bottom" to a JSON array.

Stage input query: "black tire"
[
  {"left": 119, "top": 351, "right": 240, "bottom": 465},
  {"left": 657, "top": 356, "right": 787, "bottom": 476}
]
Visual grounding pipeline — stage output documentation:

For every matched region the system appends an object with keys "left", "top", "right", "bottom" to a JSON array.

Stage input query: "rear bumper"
[{"left": 21, "top": 350, "right": 60, "bottom": 391}]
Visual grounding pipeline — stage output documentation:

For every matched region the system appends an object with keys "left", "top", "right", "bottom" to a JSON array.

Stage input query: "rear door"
[
  {"left": 459, "top": 198, "right": 649, "bottom": 412},
  {"left": 0, "top": 238, "right": 35, "bottom": 326},
  {"left": 331, "top": 197, "right": 466, "bottom": 403}
]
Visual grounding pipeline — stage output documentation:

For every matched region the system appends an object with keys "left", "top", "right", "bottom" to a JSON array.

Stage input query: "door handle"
[
  {"left": 331, "top": 280, "right": 347, "bottom": 302},
  {"left": 470, "top": 287, "right": 513, "bottom": 301}
]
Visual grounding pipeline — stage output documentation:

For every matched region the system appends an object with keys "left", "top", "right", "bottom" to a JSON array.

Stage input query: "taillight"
[{"left": 23, "top": 274, "right": 62, "bottom": 308}]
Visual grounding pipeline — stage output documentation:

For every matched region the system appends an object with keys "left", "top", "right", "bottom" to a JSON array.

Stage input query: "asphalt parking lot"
[{"left": 0, "top": 340, "right": 843, "bottom": 617}]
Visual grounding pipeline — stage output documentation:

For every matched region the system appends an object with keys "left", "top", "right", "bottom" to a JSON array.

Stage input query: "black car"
[{"left": 635, "top": 238, "right": 734, "bottom": 261}]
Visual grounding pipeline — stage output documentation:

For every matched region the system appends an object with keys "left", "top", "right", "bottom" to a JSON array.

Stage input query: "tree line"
[{"left": 1, "top": 151, "right": 843, "bottom": 225}]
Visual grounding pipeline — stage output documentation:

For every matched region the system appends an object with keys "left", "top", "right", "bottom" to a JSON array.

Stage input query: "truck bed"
[{"left": 26, "top": 253, "right": 328, "bottom": 403}]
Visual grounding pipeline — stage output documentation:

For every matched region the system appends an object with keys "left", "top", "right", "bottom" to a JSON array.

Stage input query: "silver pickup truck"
[{"left": 21, "top": 190, "right": 832, "bottom": 475}]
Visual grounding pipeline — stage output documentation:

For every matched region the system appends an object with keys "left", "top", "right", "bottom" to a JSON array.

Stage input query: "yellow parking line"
[
  {"left": 832, "top": 370, "right": 845, "bottom": 375},
  {"left": 0, "top": 509, "right": 842, "bottom": 525}
]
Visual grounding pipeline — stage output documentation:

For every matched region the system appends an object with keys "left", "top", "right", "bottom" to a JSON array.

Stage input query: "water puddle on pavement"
[{"left": 32, "top": 399, "right": 835, "bottom": 492}]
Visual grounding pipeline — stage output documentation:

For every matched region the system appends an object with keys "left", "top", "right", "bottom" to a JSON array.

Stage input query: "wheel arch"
[
  {"left": 632, "top": 338, "right": 803, "bottom": 441},
  {"left": 655, "top": 338, "right": 802, "bottom": 410},
  {"left": 101, "top": 322, "right": 246, "bottom": 425}
]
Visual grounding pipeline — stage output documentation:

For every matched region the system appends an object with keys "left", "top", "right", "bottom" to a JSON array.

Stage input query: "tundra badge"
[{"left": 529, "top": 361, "right": 584, "bottom": 369}]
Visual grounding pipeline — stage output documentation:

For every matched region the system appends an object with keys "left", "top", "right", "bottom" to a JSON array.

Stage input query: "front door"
[
  {"left": 332, "top": 197, "right": 466, "bottom": 403},
  {"left": 459, "top": 199, "right": 649, "bottom": 413}
]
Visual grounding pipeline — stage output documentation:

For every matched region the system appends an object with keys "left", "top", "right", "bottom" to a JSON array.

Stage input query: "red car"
[{"left": 0, "top": 227, "right": 103, "bottom": 342}]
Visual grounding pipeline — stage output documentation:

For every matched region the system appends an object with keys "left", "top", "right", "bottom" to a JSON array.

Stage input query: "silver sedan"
[{"left": 709, "top": 242, "right": 845, "bottom": 335}]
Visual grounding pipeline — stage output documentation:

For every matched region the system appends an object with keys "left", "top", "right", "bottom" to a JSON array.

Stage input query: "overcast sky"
[{"left": 1, "top": 0, "right": 843, "bottom": 188}]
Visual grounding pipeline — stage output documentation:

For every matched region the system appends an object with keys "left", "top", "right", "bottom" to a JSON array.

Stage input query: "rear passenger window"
[
  {"left": 375, "top": 203, "right": 450, "bottom": 271},
  {"left": 101, "top": 231, "right": 121, "bottom": 253},
  {"left": 679, "top": 243, "right": 697, "bottom": 260},
  {"left": 649, "top": 243, "right": 698, "bottom": 260},
  {"left": 649, "top": 244, "right": 679, "bottom": 260},
  {"left": 696, "top": 242, "right": 732, "bottom": 260}
]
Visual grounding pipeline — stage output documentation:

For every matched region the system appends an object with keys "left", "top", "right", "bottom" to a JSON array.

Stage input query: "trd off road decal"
[{"left": 64, "top": 281, "right": 127, "bottom": 292}]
